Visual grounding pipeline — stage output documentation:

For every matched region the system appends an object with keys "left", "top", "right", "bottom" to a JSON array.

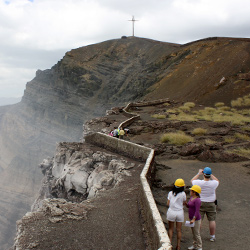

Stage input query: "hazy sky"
[{"left": 1, "top": 0, "right": 250, "bottom": 98}]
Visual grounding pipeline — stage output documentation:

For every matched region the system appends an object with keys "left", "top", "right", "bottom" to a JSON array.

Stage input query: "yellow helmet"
[
  {"left": 190, "top": 185, "right": 201, "bottom": 194},
  {"left": 174, "top": 178, "right": 185, "bottom": 187}
]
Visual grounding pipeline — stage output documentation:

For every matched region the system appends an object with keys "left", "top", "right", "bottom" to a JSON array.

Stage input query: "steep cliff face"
[{"left": 0, "top": 37, "right": 179, "bottom": 248}]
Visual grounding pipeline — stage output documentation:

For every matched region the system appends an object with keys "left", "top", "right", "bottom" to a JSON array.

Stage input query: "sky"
[{"left": 1, "top": 0, "right": 250, "bottom": 98}]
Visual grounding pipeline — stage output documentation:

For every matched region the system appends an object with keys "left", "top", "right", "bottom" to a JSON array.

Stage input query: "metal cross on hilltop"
[{"left": 128, "top": 16, "right": 138, "bottom": 37}]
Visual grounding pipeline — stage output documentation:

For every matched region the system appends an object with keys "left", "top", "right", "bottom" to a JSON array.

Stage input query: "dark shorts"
[{"left": 200, "top": 201, "right": 216, "bottom": 221}]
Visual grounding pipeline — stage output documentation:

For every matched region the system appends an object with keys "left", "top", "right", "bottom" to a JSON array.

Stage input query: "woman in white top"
[{"left": 167, "top": 178, "right": 187, "bottom": 250}]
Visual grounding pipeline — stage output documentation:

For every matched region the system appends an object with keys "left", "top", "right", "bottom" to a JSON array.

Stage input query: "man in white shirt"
[{"left": 191, "top": 167, "right": 219, "bottom": 242}]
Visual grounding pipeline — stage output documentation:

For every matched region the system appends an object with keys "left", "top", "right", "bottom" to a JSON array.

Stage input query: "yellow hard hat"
[
  {"left": 174, "top": 178, "right": 185, "bottom": 187},
  {"left": 190, "top": 185, "right": 201, "bottom": 194}
]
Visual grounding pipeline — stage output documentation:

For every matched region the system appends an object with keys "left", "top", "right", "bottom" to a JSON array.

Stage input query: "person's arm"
[
  {"left": 191, "top": 169, "right": 203, "bottom": 183},
  {"left": 211, "top": 174, "right": 219, "bottom": 183},
  {"left": 184, "top": 200, "right": 188, "bottom": 207},
  {"left": 167, "top": 199, "right": 170, "bottom": 207},
  {"left": 190, "top": 199, "right": 201, "bottom": 223}
]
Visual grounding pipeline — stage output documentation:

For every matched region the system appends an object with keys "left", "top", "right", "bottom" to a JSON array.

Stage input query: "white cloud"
[{"left": 0, "top": 0, "right": 250, "bottom": 97}]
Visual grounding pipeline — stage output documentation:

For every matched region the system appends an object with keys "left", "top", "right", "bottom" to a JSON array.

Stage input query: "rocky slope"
[
  {"left": 0, "top": 37, "right": 179, "bottom": 249},
  {"left": 144, "top": 37, "right": 250, "bottom": 106}
]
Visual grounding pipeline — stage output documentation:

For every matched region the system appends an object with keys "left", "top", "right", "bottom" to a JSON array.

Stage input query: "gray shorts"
[{"left": 200, "top": 201, "right": 216, "bottom": 221}]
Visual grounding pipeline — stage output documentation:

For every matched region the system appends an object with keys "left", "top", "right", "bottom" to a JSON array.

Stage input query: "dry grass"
[
  {"left": 192, "top": 128, "right": 207, "bottom": 135},
  {"left": 151, "top": 114, "right": 166, "bottom": 119},
  {"left": 231, "top": 94, "right": 250, "bottom": 107},
  {"left": 184, "top": 102, "right": 195, "bottom": 108},
  {"left": 235, "top": 133, "right": 250, "bottom": 141},
  {"left": 216, "top": 106, "right": 231, "bottom": 111},
  {"left": 242, "top": 126, "right": 250, "bottom": 132},
  {"left": 161, "top": 131, "right": 194, "bottom": 145},
  {"left": 224, "top": 137, "right": 236, "bottom": 143},
  {"left": 167, "top": 108, "right": 179, "bottom": 114},
  {"left": 226, "top": 147, "right": 250, "bottom": 158},
  {"left": 214, "top": 102, "right": 225, "bottom": 107},
  {"left": 179, "top": 106, "right": 191, "bottom": 112},
  {"left": 204, "top": 107, "right": 216, "bottom": 114},
  {"left": 167, "top": 100, "right": 250, "bottom": 126},
  {"left": 205, "top": 139, "right": 217, "bottom": 145}
]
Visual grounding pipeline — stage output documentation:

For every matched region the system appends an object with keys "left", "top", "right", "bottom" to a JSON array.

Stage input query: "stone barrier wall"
[
  {"left": 85, "top": 132, "right": 171, "bottom": 249},
  {"left": 85, "top": 132, "right": 151, "bottom": 161}
]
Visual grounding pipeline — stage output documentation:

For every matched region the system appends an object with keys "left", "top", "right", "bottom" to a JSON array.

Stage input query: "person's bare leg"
[
  {"left": 209, "top": 221, "right": 216, "bottom": 235},
  {"left": 176, "top": 222, "right": 182, "bottom": 249},
  {"left": 168, "top": 221, "right": 175, "bottom": 243}
]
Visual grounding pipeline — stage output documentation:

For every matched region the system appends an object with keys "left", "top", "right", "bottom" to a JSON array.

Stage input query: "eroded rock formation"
[{"left": 32, "top": 142, "right": 136, "bottom": 212}]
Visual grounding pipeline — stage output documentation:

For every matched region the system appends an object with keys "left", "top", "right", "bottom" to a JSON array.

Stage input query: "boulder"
[{"left": 180, "top": 143, "right": 205, "bottom": 156}]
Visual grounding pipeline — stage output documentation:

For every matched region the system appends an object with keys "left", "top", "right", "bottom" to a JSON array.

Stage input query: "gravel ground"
[{"left": 154, "top": 158, "right": 250, "bottom": 250}]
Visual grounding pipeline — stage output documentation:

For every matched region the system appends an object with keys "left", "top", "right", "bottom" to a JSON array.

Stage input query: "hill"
[{"left": 144, "top": 37, "right": 250, "bottom": 106}]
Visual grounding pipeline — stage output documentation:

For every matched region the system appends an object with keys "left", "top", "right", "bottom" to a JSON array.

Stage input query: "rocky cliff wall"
[{"left": 0, "top": 37, "right": 179, "bottom": 248}]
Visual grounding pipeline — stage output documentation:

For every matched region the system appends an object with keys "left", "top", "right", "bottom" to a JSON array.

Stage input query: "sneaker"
[
  {"left": 188, "top": 246, "right": 196, "bottom": 250},
  {"left": 210, "top": 235, "right": 216, "bottom": 242}
]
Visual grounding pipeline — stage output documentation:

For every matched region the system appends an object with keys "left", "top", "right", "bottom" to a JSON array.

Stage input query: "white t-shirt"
[
  {"left": 167, "top": 191, "right": 186, "bottom": 211},
  {"left": 192, "top": 179, "right": 219, "bottom": 202}
]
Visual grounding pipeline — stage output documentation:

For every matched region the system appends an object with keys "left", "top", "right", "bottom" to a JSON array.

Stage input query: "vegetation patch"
[
  {"left": 205, "top": 139, "right": 217, "bottom": 145},
  {"left": 151, "top": 114, "right": 166, "bottom": 119},
  {"left": 231, "top": 94, "right": 250, "bottom": 107},
  {"left": 214, "top": 102, "right": 225, "bottom": 107},
  {"left": 161, "top": 131, "right": 194, "bottom": 145},
  {"left": 224, "top": 137, "right": 235, "bottom": 144},
  {"left": 226, "top": 147, "right": 250, "bottom": 158},
  {"left": 184, "top": 102, "right": 195, "bottom": 108},
  {"left": 192, "top": 128, "right": 208, "bottom": 135},
  {"left": 234, "top": 133, "right": 250, "bottom": 141}
]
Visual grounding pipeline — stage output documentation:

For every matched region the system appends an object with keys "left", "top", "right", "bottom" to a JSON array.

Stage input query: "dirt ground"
[{"left": 153, "top": 157, "right": 250, "bottom": 250}]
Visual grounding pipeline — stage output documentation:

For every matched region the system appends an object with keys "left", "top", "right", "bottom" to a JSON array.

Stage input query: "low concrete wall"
[
  {"left": 85, "top": 132, "right": 171, "bottom": 249},
  {"left": 85, "top": 99, "right": 172, "bottom": 250},
  {"left": 85, "top": 132, "right": 151, "bottom": 161},
  {"left": 140, "top": 150, "right": 171, "bottom": 250}
]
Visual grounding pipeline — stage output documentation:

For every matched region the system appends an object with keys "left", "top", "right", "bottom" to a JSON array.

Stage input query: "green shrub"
[{"left": 161, "top": 132, "right": 194, "bottom": 145}]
